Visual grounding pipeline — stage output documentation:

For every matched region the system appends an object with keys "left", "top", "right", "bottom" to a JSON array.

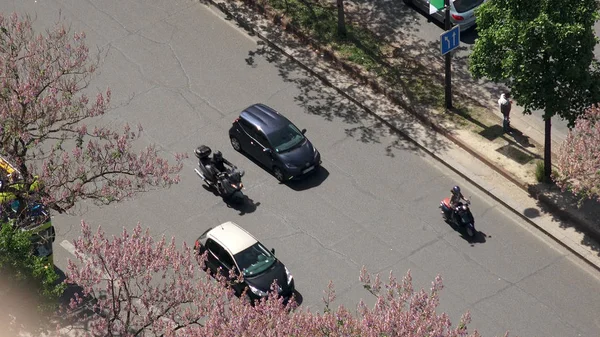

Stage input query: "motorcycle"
[
  {"left": 194, "top": 145, "right": 245, "bottom": 203},
  {"left": 440, "top": 198, "right": 476, "bottom": 238}
]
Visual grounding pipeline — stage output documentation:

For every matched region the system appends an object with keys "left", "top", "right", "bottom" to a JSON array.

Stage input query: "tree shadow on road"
[
  {"left": 212, "top": 0, "right": 452, "bottom": 156},
  {"left": 346, "top": 0, "right": 508, "bottom": 124},
  {"left": 214, "top": 0, "right": 519, "bottom": 159},
  {"left": 345, "top": 0, "right": 421, "bottom": 39},
  {"left": 528, "top": 183, "right": 600, "bottom": 260},
  {"left": 246, "top": 39, "right": 452, "bottom": 157}
]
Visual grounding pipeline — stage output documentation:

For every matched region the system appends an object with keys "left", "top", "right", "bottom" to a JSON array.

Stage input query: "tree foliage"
[
  {"left": 0, "top": 13, "right": 184, "bottom": 214},
  {"left": 469, "top": 0, "right": 600, "bottom": 124},
  {"left": 0, "top": 222, "right": 65, "bottom": 306},
  {"left": 555, "top": 105, "right": 600, "bottom": 203},
  {"left": 61, "top": 222, "right": 503, "bottom": 337},
  {"left": 469, "top": 0, "right": 600, "bottom": 181}
]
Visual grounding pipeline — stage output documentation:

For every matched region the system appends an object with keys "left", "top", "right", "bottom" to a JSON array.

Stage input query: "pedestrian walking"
[{"left": 498, "top": 92, "right": 512, "bottom": 133}]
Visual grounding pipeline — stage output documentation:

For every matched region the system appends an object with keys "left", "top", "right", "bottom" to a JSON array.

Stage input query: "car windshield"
[
  {"left": 233, "top": 242, "right": 276, "bottom": 277},
  {"left": 267, "top": 123, "right": 305, "bottom": 153},
  {"left": 453, "top": 0, "right": 484, "bottom": 13}
]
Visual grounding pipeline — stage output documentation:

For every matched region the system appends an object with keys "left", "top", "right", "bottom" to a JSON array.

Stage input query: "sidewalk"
[{"left": 204, "top": 0, "right": 600, "bottom": 270}]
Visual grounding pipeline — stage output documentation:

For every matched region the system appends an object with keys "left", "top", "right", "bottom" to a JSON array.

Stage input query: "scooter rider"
[{"left": 450, "top": 186, "right": 469, "bottom": 221}]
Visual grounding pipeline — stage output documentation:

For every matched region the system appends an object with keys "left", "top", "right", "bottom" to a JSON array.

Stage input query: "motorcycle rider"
[
  {"left": 211, "top": 151, "right": 233, "bottom": 175},
  {"left": 449, "top": 186, "right": 469, "bottom": 222}
]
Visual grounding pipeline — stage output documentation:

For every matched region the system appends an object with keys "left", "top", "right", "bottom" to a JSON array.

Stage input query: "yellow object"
[{"left": 0, "top": 155, "right": 18, "bottom": 176}]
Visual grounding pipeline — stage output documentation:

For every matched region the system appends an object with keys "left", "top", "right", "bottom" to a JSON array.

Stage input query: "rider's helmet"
[
  {"left": 213, "top": 151, "right": 223, "bottom": 162},
  {"left": 452, "top": 185, "right": 461, "bottom": 196}
]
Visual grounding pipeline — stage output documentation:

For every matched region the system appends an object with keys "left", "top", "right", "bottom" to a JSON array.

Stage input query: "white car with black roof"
[{"left": 194, "top": 221, "right": 295, "bottom": 303}]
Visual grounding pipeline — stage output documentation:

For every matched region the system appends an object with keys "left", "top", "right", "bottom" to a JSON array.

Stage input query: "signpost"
[
  {"left": 430, "top": 0, "right": 460, "bottom": 109},
  {"left": 440, "top": 24, "right": 460, "bottom": 56},
  {"left": 442, "top": 0, "right": 458, "bottom": 109}
]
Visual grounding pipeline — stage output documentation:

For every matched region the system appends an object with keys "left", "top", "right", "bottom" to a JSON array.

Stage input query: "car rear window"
[{"left": 453, "top": 0, "right": 485, "bottom": 13}]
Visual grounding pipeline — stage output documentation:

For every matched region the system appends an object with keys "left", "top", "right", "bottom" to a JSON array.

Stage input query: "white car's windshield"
[{"left": 234, "top": 242, "right": 276, "bottom": 277}]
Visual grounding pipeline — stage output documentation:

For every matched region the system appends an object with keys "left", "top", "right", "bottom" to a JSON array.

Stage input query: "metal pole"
[{"left": 444, "top": 0, "right": 452, "bottom": 110}]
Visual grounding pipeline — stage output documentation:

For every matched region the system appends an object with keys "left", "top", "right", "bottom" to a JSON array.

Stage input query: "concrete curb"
[{"left": 204, "top": 0, "right": 600, "bottom": 271}]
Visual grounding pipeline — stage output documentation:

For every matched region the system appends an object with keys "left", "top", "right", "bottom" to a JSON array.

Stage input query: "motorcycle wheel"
[{"left": 466, "top": 226, "right": 475, "bottom": 237}]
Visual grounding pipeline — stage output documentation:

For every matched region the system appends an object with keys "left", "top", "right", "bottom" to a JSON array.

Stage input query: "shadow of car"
[{"left": 229, "top": 103, "right": 322, "bottom": 182}]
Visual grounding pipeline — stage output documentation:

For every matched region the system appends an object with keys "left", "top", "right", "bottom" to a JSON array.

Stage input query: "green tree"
[
  {"left": 0, "top": 222, "right": 65, "bottom": 308},
  {"left": 469, "top": 0, "right": 600, "bottom": 181}
]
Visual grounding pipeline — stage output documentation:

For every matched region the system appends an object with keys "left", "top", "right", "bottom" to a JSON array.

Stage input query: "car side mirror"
[
  {"left": 271, "top": 248, "right": 275, "bottom": 255},
  {"left": 301, "top": 128, "right": 307, "bottom": 134}
]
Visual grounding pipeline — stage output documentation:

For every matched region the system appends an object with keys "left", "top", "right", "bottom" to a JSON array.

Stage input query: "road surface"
[{"left": 2, "top": 1, "right": 599, "bottom": 336}]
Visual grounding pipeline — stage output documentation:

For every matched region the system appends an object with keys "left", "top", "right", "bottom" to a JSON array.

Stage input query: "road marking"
[{"left": 60, "top": 240, "right": 78, "bottom": 256}]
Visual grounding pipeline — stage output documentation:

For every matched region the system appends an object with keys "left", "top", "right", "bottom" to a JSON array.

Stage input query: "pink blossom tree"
[
  {"left": 62, "top": 222, "right": 505, "bottom": 337},
  {"left": 0, "top": 13, "right": 183, "bottom": 214},
  {"left": 556, "top": 105, "right": 600, "bottom": 203}
]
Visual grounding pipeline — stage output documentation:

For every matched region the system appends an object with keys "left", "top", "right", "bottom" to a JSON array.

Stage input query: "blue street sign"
[{"left": 440, "top": 25, "right": 460, "bottom": 55}]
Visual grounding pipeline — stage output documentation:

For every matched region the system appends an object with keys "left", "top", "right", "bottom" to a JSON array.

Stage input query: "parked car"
[
  {"left": 228, "top": 103, "right": 321, "bottom": 182},
  {"left": 194, "top": 221, "right": 295, "bottom": 302},
  {"left": 403, "top": 0, "right": 486, "bottom": 31}
]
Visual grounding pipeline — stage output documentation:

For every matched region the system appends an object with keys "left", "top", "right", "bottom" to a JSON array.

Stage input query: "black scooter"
[
  {"left": 440, "top": 198, "right": 476, "bottom": 238},
  {"left": 194, "top": 145, "right": 245, "bottom": 203}
]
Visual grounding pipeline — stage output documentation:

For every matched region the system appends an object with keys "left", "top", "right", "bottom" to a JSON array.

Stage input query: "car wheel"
[
  {"left": 230, "top": 136, "right": 242, "bottom": 152},
  {"left": 273, "top": 167, "right": 285, "bottom": 182}
]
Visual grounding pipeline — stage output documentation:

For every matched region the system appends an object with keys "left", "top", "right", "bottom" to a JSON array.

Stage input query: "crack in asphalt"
[
  {"left": 265, "top": 83, "right": 296, "bottom": 102},
  {"left": 168, "top": 31, "right": 191, "bottom": 90},
  {"left": 433, "top": 231, "right": 567, "bottom": 306},
  {"left": 110, "top": 43, "right": 154, "bottom": 85},
  {"left": 404, "top": 236, "right": 444, "bottom": 262},
  {"left": 262, "top": 200, "right": 361, "bottom": 267},
  {"left": 84, "top": 0, "right": 131, "bottom": 34},
  {"left": 467, "top": 256, "right": 583, "bottom": 335}
]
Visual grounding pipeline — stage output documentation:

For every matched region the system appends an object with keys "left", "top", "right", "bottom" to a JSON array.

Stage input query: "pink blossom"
[
  {"left": 556, "top": 104, "right": 600, "bottom": 204},
  {"left": 59, "top": 223, "right": 507, "bottom": 337},
  {"left": 0, "top": 13, "right": 183, "bottom": 214}
]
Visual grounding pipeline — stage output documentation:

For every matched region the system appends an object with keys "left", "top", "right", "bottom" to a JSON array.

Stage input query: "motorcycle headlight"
[
  {"left": 248, "top": 285, "right": 268, "bottom": 297},
  {"left": 285, "top": 266, "right": 293, "bottom": 285}
]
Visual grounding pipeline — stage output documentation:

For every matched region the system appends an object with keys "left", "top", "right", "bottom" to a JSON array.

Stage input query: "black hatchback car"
[{"left": 229, "top": 104, "right": 321, "bottom": 181}]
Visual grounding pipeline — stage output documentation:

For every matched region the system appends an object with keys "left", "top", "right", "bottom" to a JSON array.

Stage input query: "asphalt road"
[
  {"left": 3, "top": 1, "right": 600, "bottom": 336},
  {"left": 395, "top": 1, "right": 600, "bottom": 140}
]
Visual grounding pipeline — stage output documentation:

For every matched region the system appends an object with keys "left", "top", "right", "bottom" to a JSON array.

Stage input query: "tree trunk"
[
  {"left": 544, "top": 116, "right": 552, "bottom": 182},
  {"left": 337, "top": 0, "right": 347, "bottom": 38}
]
